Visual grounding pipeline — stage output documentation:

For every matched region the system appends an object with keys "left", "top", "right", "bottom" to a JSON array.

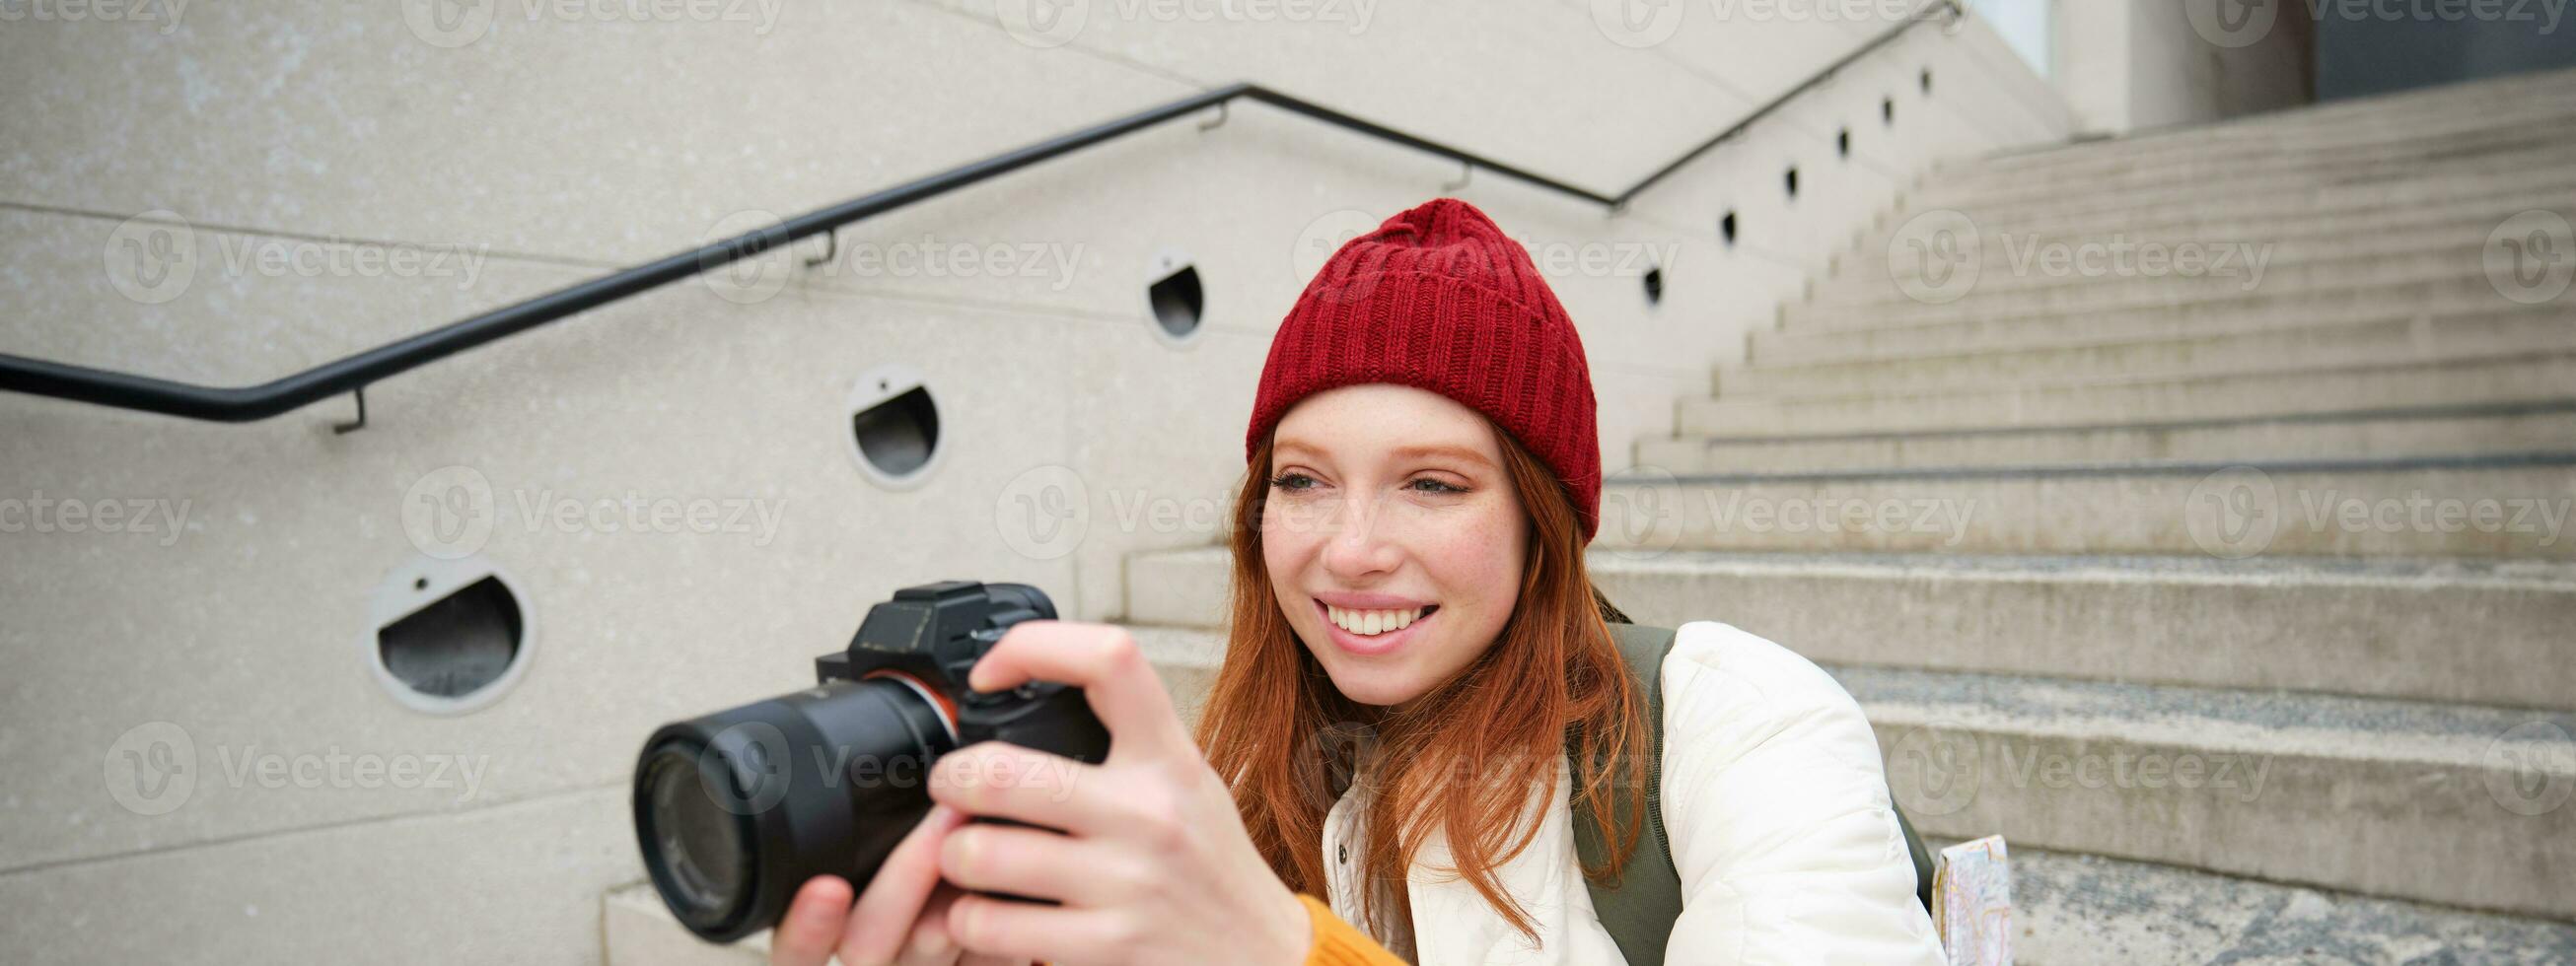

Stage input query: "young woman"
[{"left": 766, "top": 198, "right": 1944, "bottom": 965}]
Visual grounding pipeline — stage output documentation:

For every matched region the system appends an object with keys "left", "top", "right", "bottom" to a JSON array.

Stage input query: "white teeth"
[{"left": 1324, "top": 603, "right": 1426, "bottom": 636}]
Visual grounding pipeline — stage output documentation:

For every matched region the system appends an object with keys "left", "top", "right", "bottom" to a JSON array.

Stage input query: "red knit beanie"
[{"left": 1246, "top": 197, "right": 1603, "bottom": 543}]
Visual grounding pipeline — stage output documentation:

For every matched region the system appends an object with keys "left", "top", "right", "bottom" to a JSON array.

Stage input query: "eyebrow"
[{"left": 1274, "top": 440, "right": 1494, "bottom": 470}]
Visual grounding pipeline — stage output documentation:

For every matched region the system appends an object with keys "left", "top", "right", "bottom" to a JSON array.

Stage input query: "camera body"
[{"left": 632, "top": 581, "right": 1110, "bottom": 943}]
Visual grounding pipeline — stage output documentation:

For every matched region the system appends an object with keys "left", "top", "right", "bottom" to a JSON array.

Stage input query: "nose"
[{"left": 1320, "top": 489, "right": 1402, "bottom": 580}]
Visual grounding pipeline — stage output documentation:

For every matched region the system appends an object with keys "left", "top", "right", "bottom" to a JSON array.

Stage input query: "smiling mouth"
[{"left": 1314, "top": 598, "right": 1440, "bottom": 637}]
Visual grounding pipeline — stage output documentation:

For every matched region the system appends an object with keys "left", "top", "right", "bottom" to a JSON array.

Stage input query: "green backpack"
[{"left": 1569, "top": 622, "right": 1935, "bottom": 966}]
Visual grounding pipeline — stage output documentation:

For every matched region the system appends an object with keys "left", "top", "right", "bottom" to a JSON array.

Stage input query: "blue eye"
[
  {"left": 1410, "top": 478, "right": 1467, "bottom": 495},
  {"left": 1268, "top": 472, "right": 1317, "bottom": 492}
]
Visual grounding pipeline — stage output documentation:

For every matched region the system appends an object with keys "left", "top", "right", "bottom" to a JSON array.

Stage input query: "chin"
[{"left": 1312, "top": 656, "right": 1429, "bottom": 709}]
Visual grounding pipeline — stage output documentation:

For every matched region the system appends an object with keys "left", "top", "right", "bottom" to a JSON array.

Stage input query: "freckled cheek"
[{"left": 1417, "top": 507, "right": 1522, "bottom": 625}]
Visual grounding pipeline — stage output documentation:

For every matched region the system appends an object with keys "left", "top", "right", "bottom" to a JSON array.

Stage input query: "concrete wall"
[
  {"left": 2055, "top": 0, "right": 2314, "bottom": 134},
  {"left": 0, "top": 2, "right": 2066, "bottom": 962}
]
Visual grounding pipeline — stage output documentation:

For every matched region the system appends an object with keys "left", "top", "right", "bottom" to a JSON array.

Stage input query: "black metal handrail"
[{"left": 0, "top": 2, "right": 1960, "bottom": 423}]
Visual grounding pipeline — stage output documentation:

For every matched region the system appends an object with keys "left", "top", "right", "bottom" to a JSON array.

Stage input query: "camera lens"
[
  {"left": 632, "top": 676, "right": 959, "bottom": 941},
  {"left": 639, "top": 743, "right": 751, "bottom": 918}
]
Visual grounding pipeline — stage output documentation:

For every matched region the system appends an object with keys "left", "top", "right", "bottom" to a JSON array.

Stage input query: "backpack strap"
[
  {"left": 1572, "top": 622, "right": 1938, "bottom": 966},
  {"left": 1570, "top": 622, "right": 1684, "bottom": 966}
]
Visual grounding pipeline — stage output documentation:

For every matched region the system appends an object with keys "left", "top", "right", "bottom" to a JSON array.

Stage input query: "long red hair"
[{"left": 1193, "top": 420, "right": 1651, "bottom": 944}]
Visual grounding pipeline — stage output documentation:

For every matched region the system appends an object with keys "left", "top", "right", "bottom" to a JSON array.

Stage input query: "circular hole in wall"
[
  {"left": 1720, "top": 210, "right": 1740, "bottom": 247},
  {"left": 1921, "top": 68, "right": 1933, "bottom": 95},
  {"left": 1642, "top": 264, "right": 1665, "bottom": 306},
  {"left": 367, "top": 558, "right": 533, "bottom": 715},
  {"left": 1838, "top": 128, "right": 1852, "bottom": 159},
  {"left": 847, "top": 364, "right": 945, "bottom": 489},
  {"left": 1883, "top": 97, "right": 1896, "bottom": 125},
  {"left": 1145, "top": 248, "right": 1204, "bottom": 343},
  {"left": 1784, "top": 166, "right": 1800, "bottom": 200}
]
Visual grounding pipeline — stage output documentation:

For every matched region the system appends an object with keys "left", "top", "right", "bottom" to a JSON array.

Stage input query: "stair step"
[
  {"left": 1594, "top": 455, "right": 2576, "bottom": 558},
  {"left": 1723, "top": 307, "right": 2576, "bottom": 397},
  {"left": 1879, "top": 165, "right": 2576, "bottom": 258},
  {"left": 1640, "top": 402, "right": 2576, "bottom": 473},
  {"left": 1852, "top": 663, "right": 2576, "bottom": 920},
  {"left": 1847, "top": 178, "right": 2576, "bottom": 279},
  {"left": 1785, "top": 251, "right": 2519, "bottom": 332},
  {"left": 2000, "top": 844, "right": 2576, "bottom": 965},
  {"left": 1682, "top": 349, "right": 2576, "bottom": 437},
  {"left": 1118, "top": 620, "right": 2576, "bottom": 920},
  {"left": 1750, "top": 289, "right": 2554, "bottom": 368},
  {"left": 1123, "top": 545, "right": 2576, "bottom": 713},
  {"left": 1918, "top": 122, "right": 2576, "bottom": 214},
  {"left": 1829, "top": 210, "right": 2546, "bottom": 310},
  {"left": 1956, "top": 67, "right": 2576, "bottom": 183}
]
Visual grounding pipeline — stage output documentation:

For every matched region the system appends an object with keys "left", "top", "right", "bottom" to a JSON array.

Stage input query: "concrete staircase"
[
  {"left": 604, "top": 70, "right": 2576, "bottom": 963},
  {"left": 1120, "top": 70, "right": 2576, "bottom": 961}
]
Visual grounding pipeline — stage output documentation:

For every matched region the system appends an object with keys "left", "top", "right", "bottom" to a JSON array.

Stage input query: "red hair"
[{"left": 1194, "top": 420, "right": 1651, "bottom": 943}]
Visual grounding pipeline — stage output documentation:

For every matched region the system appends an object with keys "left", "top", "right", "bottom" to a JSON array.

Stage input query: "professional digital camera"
[{"left": 630, "top": 581, "right": 1111, "bottom": 942}]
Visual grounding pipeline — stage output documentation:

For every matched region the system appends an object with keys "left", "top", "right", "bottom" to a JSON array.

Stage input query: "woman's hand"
[
  {"left": 927, "top": 621, "right": 1315, "bottom": 966},
  {"left": 766, "top": 801, "right": 1028, "bottom": 966}
]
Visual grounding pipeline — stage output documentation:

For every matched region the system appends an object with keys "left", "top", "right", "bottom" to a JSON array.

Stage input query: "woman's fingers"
[
  {"left": 838, "top": 803, "right": 971, "bottom": 964},
  {"left": 926, "top": 742, "right": 1122, "bottom": 838},
  {"left": 894, "top": 884, "right": 966, "bottom": 966},
  {"left": 937, "top": 820, "right": 1114, "bottom": 904},
  {"left": 967, "top": 622, "right": 1192, "bottom": 763},
  {"left": 946, "top": 891, "right": 1125, "bottom": 965},
  {"left": 768, "top": 875, "right": 855, "bottom": 966}
]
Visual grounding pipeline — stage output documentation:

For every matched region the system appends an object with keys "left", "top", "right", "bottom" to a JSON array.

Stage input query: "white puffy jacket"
[{"left": 1317, "top": 620, "right": 1947, "bottom": 965}]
